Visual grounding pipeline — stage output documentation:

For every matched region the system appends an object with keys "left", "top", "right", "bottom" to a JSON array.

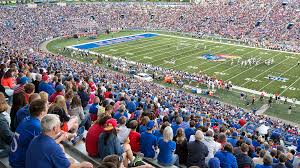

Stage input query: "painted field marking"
[{"left": 259, "top": 64, "right": 298, "bottom": 91}]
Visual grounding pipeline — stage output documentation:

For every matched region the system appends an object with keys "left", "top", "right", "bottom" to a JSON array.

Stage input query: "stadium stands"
[{"left": 0, "top": 1, "right": 300, "bottom": 168}]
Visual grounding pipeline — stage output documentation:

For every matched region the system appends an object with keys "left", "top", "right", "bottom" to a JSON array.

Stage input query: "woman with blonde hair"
[
  {"left": 157, "top": 126, "right": 179, "bottom": 166},
  {"left": 48, "top": 95, "right": 78, "bottom": 134},
  {"left": 39, "top": 91, "right": 49, "bottom": 105},
  {"left": 0, "top": 92, "right": 13, "bottom": 157}
]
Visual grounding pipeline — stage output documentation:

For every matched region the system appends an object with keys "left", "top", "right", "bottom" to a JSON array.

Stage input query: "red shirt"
[
  {"left": 104, "top": 91, "right": 112, "bottom": 99},
  {"left": 49, "top": 91, "right": 64, "bottom": 103},
  {"left": 85, "top": 124, "right": 104, "bottom": 157},
  {"left": 129, "top": 130, "right": 141, "bottom": 153},
  {"left": 239, "top": 119, "right": 246, "bottom": 127}
]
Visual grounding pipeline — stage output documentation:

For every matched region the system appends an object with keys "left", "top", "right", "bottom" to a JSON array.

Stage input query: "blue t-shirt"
[
  {"left": 89, "top": 103, "right": 99, "bottom": 114},
  {"left": 26, "top": 134, "right": 70, "bottom": 168},
  {"left": 157, "top": 139, "right": 176, "bottom": 165},
  {"left": 15, "top": 105, "right": 30, "bottom": 129},
  {"left": 171, "top": 124, "right": 181, "bottom": 135},
  {"left": 38, "top": 81, "right": 55, "bottom": 96},
  {"left": 153, "top": 130, "right": 163, "bottom": 141},
  {"left": 227, "top": 137, "right": 238, "bottom": 147},
  {"left": 140, "top": 132, "right": 157, "bottom": 158},
  {"left": 184, "top": 127, "right": 195, "bottom": 141},
  {"left": 9, "top": 117, "right": 41, "bottom": 168},
  {"left": 139, "top": 125, "right": 147, "bottom": 134},
  {"left": 113, "top": 112, "right": 128, "bottom": 123}
]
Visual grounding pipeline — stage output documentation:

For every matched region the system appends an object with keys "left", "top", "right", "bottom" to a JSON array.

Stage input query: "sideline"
[{"left": 41, "top": 35, "right": 300, "bottom": 126}]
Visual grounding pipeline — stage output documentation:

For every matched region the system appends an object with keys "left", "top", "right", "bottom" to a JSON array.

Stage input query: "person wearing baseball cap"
[
  {"left": 140, "top": 120, "right": 158, "bottom": 159},
  {"left": 13, "top": 76, "right": 29, "bottom": 95},
  {"left": 38, "top": 74, "right": 55, "bottom": 96},
  {"left": 49, "top": 84, "right": 65, "bottom": 103},
  {"left": 98, "top": 118, "right": 124, "bottom": 160}
]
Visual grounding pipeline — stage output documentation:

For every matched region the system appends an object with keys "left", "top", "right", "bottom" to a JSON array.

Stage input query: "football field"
[{"left": 68, "top": 31, "right": 300, "bottom": 100}]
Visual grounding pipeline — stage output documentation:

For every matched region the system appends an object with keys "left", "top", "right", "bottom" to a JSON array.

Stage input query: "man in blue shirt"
[
  {"left": 184, "top": 120, "right": 196, "bottom": 141},
  {"left": 14, "top": 93, "right": 41, "bottom": 129},
  {"left": 26, "top": 114, "right": 93, "bottom": 168},
  {"left": 227, "top": 132, "right": 238, "bottom": 147},
  {"left": 38, "top": 75, "right": 55, "bottom": 96},
  {"left": 140, "top": 120, "right": 157, "bottom": 158},
  {"left": 9, "top": 99, "right": 47, "bottom": 168}
]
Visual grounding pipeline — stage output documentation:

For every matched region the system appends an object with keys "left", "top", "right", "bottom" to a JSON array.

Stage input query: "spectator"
[
  {"left": 184, "top": 120, "right": 196, "bottom": 141},
  {"left": 236, "top": 143, "right": 254, "bottom": 168},
  {"left": 25, "top": 114, "right": 93, "bottom": 168},
  {"left": 24, "top": 83, "right": 35, "bottom": 103},
  {"left": 10, "top": 92, "right": 27, "bottom": 132},
  {"left": 13, "top": 76, "right": 29, "bottom": 95},
  {"left": 69, "top": 95, "right": 85, "bottom": 125},
  {"left": 227, "top": 132, "right": 239, "bottom": 147},
  {"left": 89, "top": 96, "right": 100, "bottom": 122},
  {"left": 1, "top": 69, "right": 15, "bottom": 89},
  {"left": 157, "top": 126, "right": 179, "bottom": 166},
  {"left": 187, "top": 130, "right": 209, "bottom": 168},
  {"left": 128, "top": 120, "right": 141, "bottom": 153},
  {"left": 0, "top": 93, "right": 13, "bottom": 158},
  {"left": 98, "top": 118, "right": 123, "bottom": 160},
  {"left": 255, "top": 154, "right": 273, "bottom": 168},
  {"left": 86, "top": 114, "right": 111, "bottom": 157},
  {"left": 253, "top": 150, "right": 267, "bottom": 166},
  {"left": 171, "top": 117, "right": 183, "bottom": 134},
  {"left": 14, "top": 93, "right": 41, "bottom": 129},
  {"left": 140, "top": 120, "right": 157, "bottom": 159},
  {"left": 215, "top": 143, "right": 238, "bottom": 168},
  {"left": 209, "top": 157, "right": 221, "bottom": 168},
  {"left": 174, "top": 128, "right": 188, "bottom": 165},
  {"left": 272, "top": 154, "right": 287, "bottom": 168},
  {"left": 203, "top": 130, "right": 221, "bottom": 166},
  {"left": 38, "top": 75, "right": 55, "bottom": 96},
  {"left": 78, "top": 85, "right": 90, "bottom": 109},
  {"left": 49, "top": 84, "right": 65, "bottom": 103},
  {"left": 9, "top": 99, "right": 47, "bottom": 168},
  {"left": 117, "top": 116, "right": 130, "bottom": 144}
]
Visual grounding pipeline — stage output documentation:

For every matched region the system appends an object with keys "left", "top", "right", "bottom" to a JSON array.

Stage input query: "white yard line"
[
  {"left": 226, "top": 52, "right": 284, "bottom": 82},
  {"left": 240, "top": 56, "right": 289, "bottom": 87},
  {"left": 152, "top": 42, "right": 218, "bottom": 66},
  {"left": 157, "top": 33, "right": 300, "bottom": 56},
  {"left": 170, "top": 45, "right": 237, "bottom": 69},
  {"left": 201, "top": 48, "right": 258, "bottom": 72},
  {"left": 259, "top": 64, "right": 298, "bottom": 91},
  {"left": 280, "top": 76, "right": 300, "bottom": 96}
]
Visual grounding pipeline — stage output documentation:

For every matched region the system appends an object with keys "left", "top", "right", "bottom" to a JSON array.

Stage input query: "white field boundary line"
[
  {"left": 70, "top": 32, "right": 159, "bottom": 47},
  {"left": 109, "top": 38, "right": 180, "bottom": 59},
  {"left": 94, "top": 36, "right": 172, "bottom": 55},
  {"left": 258, "top": 64, "right": 298, "bottom": 91},
  {"left": 169, "top": 44, "right": 238, "bottom": 70},
  {"left": 149, "top": 43, "right": 216, "bottom": 66},
  {"left": 124, "top": 38, "right": 197, "bottom": 60},
  {"left": 67, "top": 46, "right": 300, "bottom": 105},
  {"left": 225, "top": 52, "right": 283, "bottom": 82},
  {"left": 200, "top": 48, "right": 259, "bottom": 72},
  {"left": 241, "top": 55, "right": 289, "bottom": 87},
  {"left": 232, "top": 85, "right": 300, "bottom": 105},
  {"left": 135, "top": 41, "right": 208, "bottom": 64},
  {"left": 280, "top": 77, "right": 300, "bottom": 96},
  {"left": 156, "top": 33, "right": 300, "bottom": 56}
]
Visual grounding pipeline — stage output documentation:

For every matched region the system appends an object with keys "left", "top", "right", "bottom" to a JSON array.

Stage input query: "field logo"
[
  {"left": 265, "top": 75, "right": 288, "bottom": 82},
  {"left": 201, "top": 54, "right": 240, "bottom": 61}
]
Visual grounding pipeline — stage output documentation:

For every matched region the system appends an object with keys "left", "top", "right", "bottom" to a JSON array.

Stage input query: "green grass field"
[
  {"left": 76, "top": 31, "right": 300, "bottom": 99},
  {"left": 46, "top": 30, "right": 300, "bottom": 124}
]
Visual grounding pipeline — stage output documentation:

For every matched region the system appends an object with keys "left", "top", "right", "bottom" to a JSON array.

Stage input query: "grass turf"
[{"left": 46, "top": 30, "right": 300, "bottom": 124}]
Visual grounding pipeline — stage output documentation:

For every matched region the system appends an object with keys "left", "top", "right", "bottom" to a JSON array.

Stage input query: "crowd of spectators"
[{"left": 0, "top": 1, "right": 299, "bottom": 168}]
